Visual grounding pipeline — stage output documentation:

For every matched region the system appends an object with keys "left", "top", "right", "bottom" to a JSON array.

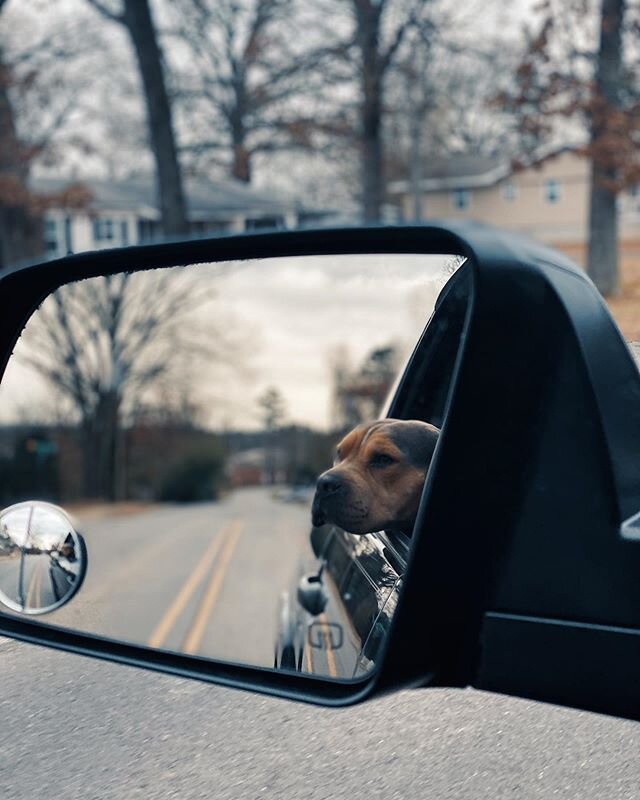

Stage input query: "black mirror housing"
[{"left": 0, "top": 223, "right": 638, "bottom": 718}]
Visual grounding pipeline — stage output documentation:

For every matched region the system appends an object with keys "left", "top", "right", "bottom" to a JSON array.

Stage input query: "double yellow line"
[
  {"left": 148, "top": 519, "right": 243, "bottom": 654},
  {"left": 25, "top": 562, "right": 43, "bottom": 610}
]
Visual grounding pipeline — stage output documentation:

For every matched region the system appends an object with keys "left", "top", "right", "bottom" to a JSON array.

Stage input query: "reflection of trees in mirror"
[
  {"left": 331, "top": 342, "right": 403, "bottom": 432},
  {"left": 17, "top": 268, "right": 245, "bottom": 500},
  {"left": 328, "top": 257, "right": 465, "bottom": 432},
  {"left": 258, "top": 386, "right": 288, "bottom": 485}
]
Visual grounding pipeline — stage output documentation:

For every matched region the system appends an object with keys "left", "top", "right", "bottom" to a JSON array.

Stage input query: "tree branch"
[{"left": 86, "top": 0, "right": 124, "bottom": 23}]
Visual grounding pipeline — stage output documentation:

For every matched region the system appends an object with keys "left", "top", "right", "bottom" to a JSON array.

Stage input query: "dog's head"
[{"left": 311, "top": 419, "right": 439, "bottom": 535}]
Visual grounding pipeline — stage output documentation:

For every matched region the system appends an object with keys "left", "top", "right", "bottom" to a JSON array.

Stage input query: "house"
[
  {"left": 32, "top": 174, "right": 328, "bottom": 259},
  {"left": 389, "top": 148, "right": 640, "bottom": 339},
  {"left": 225, "top": 447, "right": 290, "bottom": 487},
  {"left": 388, "top": 148, "right": 640, "bottom": 266}
]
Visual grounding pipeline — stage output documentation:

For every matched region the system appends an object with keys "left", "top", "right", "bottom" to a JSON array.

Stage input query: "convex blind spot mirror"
[
  {"left": 0, "top": 501, "right": 87, "bottom": 614},
  {"left": 0, "top": 251, "right": 465, "bottom": 682}
]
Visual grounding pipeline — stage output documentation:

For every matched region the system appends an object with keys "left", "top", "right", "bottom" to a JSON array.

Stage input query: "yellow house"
[{"left": 389, "top": 148, "right": 640, "bottom": 340}]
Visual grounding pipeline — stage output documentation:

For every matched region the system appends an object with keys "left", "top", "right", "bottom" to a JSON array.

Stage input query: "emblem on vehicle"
[{"left": 308, "top": 620, "right": 343, "bottom": 650}]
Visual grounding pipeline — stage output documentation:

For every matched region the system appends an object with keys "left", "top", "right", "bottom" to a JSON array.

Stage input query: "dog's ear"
[{"left": 385, "top": 420, "right": 440, "bottom": 471}]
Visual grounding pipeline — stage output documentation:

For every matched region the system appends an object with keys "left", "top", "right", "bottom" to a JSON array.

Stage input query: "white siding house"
[{"left": 33, "top": 174, "right": 325, "bottom": 259}]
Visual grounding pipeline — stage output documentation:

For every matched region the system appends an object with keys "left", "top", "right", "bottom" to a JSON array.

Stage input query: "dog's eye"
[{"left": 369, "top": 453, "right": 396, "bottom": 467}]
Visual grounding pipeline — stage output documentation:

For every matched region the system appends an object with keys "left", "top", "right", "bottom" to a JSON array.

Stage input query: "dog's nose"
[{"left": 316, "top": 474, "right": 342, "bottom": 496}]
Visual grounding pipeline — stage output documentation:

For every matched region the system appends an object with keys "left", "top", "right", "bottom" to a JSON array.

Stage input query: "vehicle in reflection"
[
  {"left": 274, "top": 523, "right": 408, "bottom": 679},
  {"left": 48, "top": 533, "right": 82, "bottom": 602}
]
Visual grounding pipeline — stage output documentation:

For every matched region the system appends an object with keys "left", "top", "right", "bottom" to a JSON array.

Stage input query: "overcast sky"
[
  {"left": 216, "top": 254, "right": 455, "bottom": 428},
  {"left": 0, "top": 254, "right": 457, "bottom": 432}
]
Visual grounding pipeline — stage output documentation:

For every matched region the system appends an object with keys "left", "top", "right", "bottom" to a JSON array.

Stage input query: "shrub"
[{"left": 158, "top": 451, "right": 225, "bottom": 503}]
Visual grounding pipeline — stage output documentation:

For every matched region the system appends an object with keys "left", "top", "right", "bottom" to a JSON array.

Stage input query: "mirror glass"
[
  {"left": 0, "top": 501, "right": 87, "bottom": 614},
  {"left": 0, "top": 253, "right": 468, "bottom": 679}
]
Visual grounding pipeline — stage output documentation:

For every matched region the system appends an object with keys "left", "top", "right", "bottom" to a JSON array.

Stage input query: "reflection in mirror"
[
  {"left": 0, "top": 501, "right": 87, "bottom": 614},
  {"left": 0, "top": 254, "right": 469, "bottom": 678}
]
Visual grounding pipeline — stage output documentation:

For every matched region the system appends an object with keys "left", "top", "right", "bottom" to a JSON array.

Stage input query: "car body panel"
[{"left": 275, "top": 526, "right": 408, "bottom": 680}]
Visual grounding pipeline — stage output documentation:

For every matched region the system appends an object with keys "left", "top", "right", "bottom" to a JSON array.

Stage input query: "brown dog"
[{"left": 311, "top": 419, "right": 439, "bottom": 535}]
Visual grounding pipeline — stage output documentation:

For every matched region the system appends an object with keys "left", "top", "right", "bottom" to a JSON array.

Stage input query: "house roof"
[
  {"left": 388, "top": 146, "right": 583, "bottom": 195},
  {"left": 388, "top": 154, "right": 509, "bottom": 194},
  {"left": 31, "top": 174, "right": 306, "bottom": 220}
]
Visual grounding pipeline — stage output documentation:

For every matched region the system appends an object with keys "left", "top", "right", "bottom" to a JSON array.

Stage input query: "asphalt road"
[
  {"left": 0, "top": 491, "right": 640, "bottom": 800},
  {"left": 0, "top": 490, "right": 639, "bottom": 798},
  {"left": 35, "top": 487, "right": 312, "bottom": 669},
  {"left": 0, "top": 634, "right": 638, "bottom": 800}
]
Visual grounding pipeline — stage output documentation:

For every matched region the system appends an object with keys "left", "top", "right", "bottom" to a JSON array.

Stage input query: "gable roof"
[
  {"left": 388, "top": 154, "right": 508, "bottom": 194},
  {"left": 31, "top": 174, "right": 303, "bottom": 220},
  {"left": 388, "top": 146, "right": 583, "bottom": 195}
]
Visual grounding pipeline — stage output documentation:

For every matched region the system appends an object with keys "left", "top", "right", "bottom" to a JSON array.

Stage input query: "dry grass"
[
  {"left": 606, "top": 246, "right": 640, "bottom": 341},
  {"left": 64, "top": 501, "right": 156, "bottom": 521},
  {"left": 554, "top": 241, "right": 640, "bottom": 341}
]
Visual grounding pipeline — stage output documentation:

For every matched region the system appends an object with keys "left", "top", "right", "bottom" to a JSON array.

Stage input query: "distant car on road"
[{"left": 281, "top": 485, "right": 315, "bottom": 505}]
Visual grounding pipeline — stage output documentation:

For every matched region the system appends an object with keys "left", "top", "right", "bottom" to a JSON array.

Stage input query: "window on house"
[
  {"left": 137, "top": 219, "right": 161, "bottom": 242},
  {"left": 502, "top": 182, "right": 517, "bottom": 201},
  {"left": 245, "top": 216, "right": 283, "bottom": 230},
  {"left": 544, "top": 179, "right": 561, "bottom": 203},
  {"left": 43, "top": 218, "right": 58, "bottom": 255},
  {"left": 93, "top": 218, "right": 114, "bottom": 241},
  {"left": 451, "top": 189, "right": 470, "bottom": 210}
]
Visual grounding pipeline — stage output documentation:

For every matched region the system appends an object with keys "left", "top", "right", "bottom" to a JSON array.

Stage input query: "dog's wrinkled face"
[{"left": 311, "top": 419, "right": 439, "bottom": 535}]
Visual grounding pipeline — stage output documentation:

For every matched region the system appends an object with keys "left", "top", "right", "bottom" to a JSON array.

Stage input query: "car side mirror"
[
  {"left": 0, "top": 224, "right": 637, "bottom": 722},
  {"left": 296, "top": 567, "right": 328, "bottom": 616}
]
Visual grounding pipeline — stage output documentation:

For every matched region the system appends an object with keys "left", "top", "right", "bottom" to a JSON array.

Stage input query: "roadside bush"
[{"left": 158, "top": 451, "right": 225, "bottom": 503}]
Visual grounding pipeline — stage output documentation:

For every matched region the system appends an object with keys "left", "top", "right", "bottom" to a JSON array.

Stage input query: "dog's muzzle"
[{"left": 311, "top": 473, "right": 343, "bottom": 527}]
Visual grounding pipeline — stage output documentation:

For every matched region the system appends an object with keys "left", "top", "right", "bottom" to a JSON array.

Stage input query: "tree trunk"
[
  {"left": 82, "top": 392, "right": 121, "bottom": 500},
  {"left": 123, "top": 0, "right": 188, "bottom": 236},
  {"left": 0, "top": 207, "right": 43, "bottom": 270},
  {"left": 231, "top": 114, "right": 251, "bottom": 182},
  {"left": 409, "top": 106, "right": 423, "bottom": 221},
  {"left": 587, "top": 163, "right": 619, "bottom": 295},
  {"left": 81, "top": 420, "right": 101, "bottom": 499},
  {"left": 0, "top": 50, "right": 43, "bottom": 269},
  {"left": 357, "top": 2, "right": 384, "bottom": 223},
  {"left": 232, "top": 144, "right": 251, "bottom": 183},
  {"left": 586, "top": 0, "right": 625, "bottom": 296},
  {"left": 362, "top": 84, "right": 383, "bottom": 222}
]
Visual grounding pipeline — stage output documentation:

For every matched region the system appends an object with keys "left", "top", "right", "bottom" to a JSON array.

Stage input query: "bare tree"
[
  {"left": 0, "top": 1, "right": 99, "bottom": 267},
  {"left": 298, "top": 0, "right": 444, "bottom": 222},
  {"left": 0, "top": 0, "right": 34, "bottom": 266},
  {"left": 352, "top": 0, "right": 419, "bottom": 222},
  {"left": 87, "top": 0, "right": 188, "bottom": 236},
  {"left": 386, "top": 24, "right": 439, "bottom": 221},
  {"left": 331, "top": 343, "right": 402, "bottom": 429},
  {"left": 383, "top": 4, "right": 520, "bottom": 219},
  {"left": 170, "top": 0, "right": 331, "bottom": 183},
  {"left": 17, "top": 268, "right": 232, "bottom": 499},
  {"left": 258, "top": 386, "right": 287, "bottom": 431},
  {"left": 257, "top": 385, "right": 287, "bottom": 484},
  {"left": 587, "top": 0, "right": 629, "bottom": 295},
  {"left": 0, "top": 42, "right": 41, "bottom": 269},
  {"left": 497, "top": 0, "right": 639, "bottom": 296}
]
